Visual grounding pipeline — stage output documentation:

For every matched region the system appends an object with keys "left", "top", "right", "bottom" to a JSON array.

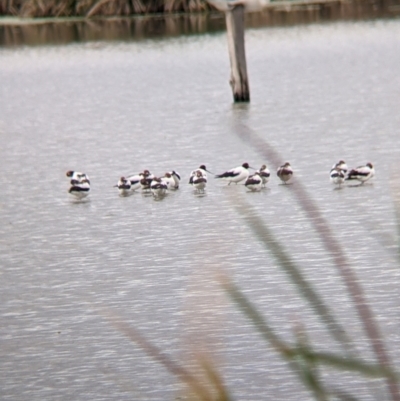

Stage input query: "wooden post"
[{"left": 225, "top": 5, "right": 250, "bottom": 102}]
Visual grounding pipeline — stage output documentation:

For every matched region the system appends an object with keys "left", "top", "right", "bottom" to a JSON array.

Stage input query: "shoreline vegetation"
[
  {"left": 0, "top": 0, "right": 399, "bottom": 19},
  {"left": 1, "top": 0, "right": 399, "bottom": 46}
]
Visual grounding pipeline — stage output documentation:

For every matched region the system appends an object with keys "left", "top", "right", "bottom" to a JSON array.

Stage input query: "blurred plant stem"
[
  {"left": 102, "top": 308, "right": 232, "bottom": 401},
  {"left": 220, "top": 277, "right": 399, "bottom": 384},
  {"left": 231, "top": 119, "right": 400, "bottom": 400}
]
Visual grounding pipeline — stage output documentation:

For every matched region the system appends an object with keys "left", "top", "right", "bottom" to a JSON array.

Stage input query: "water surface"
[{"left": 1, "top": 19, "right": 400, "bottom": 401}]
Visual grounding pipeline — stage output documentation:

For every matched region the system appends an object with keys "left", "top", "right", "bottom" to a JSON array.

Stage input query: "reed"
[
  {"left": 1, "top": 0, "right": 382, "bottom": 17},
  {"left": 228, "top": 119, "right": 400, "bottom": 400},
  {"left": 103, "top": 195, "right": 400, "bottom": 399},
  {"left": 1, "top": 0, "right": 397, "bottom": 37},
  {"left": 101, "top": 124, "right": 400, "bottom": 400},
  {"left": 0, "top": 0, "right": 212, "bottom": 17}
]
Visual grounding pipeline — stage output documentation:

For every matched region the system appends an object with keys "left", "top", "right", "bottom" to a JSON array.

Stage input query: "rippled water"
[{"left": 1, "top": 19, "right": 400, "bottom": 401}]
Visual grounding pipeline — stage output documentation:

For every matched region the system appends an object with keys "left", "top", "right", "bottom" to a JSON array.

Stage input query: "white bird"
[
  {"left": 330, "top": 168, "right": 346, "bottom": 187},
  {"left": 161, "top": 172, "right": 176, "bottom": 190},
  {"left": 215, "top": 162, "right": 252, "bottom": 185},
  {"left": 150, "top": 177, "right": 167, "bottom": 197},
  {"left": 126, "top": 173, "right": 143, "bottom": 191},
  {"left": 245, "top": 172, "right": 263, "bottom": 191},
  {"left": 192, "top": 170, "right": 207, "bottom": 192},
  {"left": 258, "top": 164, "right": 270, "bottom": 186},
  {"left": 140, "top": 170, "right": 154, "bottom": 191},
  {"left": 115, "top": 176, "right": 133, "bottom": 196},
  {"left": 331, "top": 160, "right": 348, "bottom": 174},
  {"left": 277, "top": 162, "right": 294, "bottom": 184},
  {"left": 169, "top": 170, "right": 181, "bottom": 189},
  {"left": 66, "top": 170, "right": 90, "bottom": 199},
  {"left": 68, "top": 179, "right": 90, "bottom": 199},
  {"left": 69, "top": 181, "right": 90, "bottom": 199},
  {"left": 189, "top": 165, "right": 211, "bottom": 185},
  {"left": 346, "top": 163, "right": 375, "bottom": 184},
  {"left": 66, "top": 170, "right": 90, "bottom": 185}
]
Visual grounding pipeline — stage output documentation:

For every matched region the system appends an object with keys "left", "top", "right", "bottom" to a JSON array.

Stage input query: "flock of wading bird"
[{"left": 66, "top": 160, "right": 375, "bottom": 200}]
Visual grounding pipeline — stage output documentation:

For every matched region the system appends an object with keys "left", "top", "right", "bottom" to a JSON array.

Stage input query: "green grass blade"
[
  {"left": 232, "top": 196, "right": 353, "bottom": 353},
  {"left": 222, "top": 278, "right": 400, "bottom": 380}
]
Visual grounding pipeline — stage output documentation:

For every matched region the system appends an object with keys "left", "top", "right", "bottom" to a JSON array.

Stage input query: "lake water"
[{"left": 1, "top": 18, "right": 400, "bottom": 401}]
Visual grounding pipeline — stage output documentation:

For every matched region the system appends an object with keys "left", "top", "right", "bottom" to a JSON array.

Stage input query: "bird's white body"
[
  {"left": 126, "top": 174, "right": 142, "bottom": 191},
  {"left": 66, "top": 170, "right": 90, "bottom": 185},
  {"left": 331, "top": 160, "right": 348, "bottom": 174},
  {"left": 116, "top": 177, "right": 133, "bottom": 195},
  {"left": 66, "top": 170, "right": 91, "bottom": 199},
  {"left": 69, "top": 183, "right": 90, "bottom": 199},
  {"left": 150, "top": 178, "right": 167, "bottom": 197},
  {"left": 258, "top": 164, "right": 270, "bottom": 186},
  {"left": 330, "top": 168, "right": 346, "bottom": 187},
  {"left": 277, "top": 162, "right": 293, "bottom": 184},
  {"left": 140, "top": 170, "right": 154, "bottom": 191},
  {"left": 245, "top": 172, "right": 263, "bottom": 191},
  {"left": 189, "top": 165, "right": 209, "bottom": 185},
  {"left": 346, "top": 163, "right": 375, "bottom": 184},
  {"left": 161, "top": 173, "right": 176, "bottom": 190},
  {"left": 215, "top": 163, "right": 251, "bottom": 185},
  {"left": 169, "top": 171, "right": 181, "bottom": 189},
  {"left": 192, "top": 170, "right": 207, "bottom": 191}
]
